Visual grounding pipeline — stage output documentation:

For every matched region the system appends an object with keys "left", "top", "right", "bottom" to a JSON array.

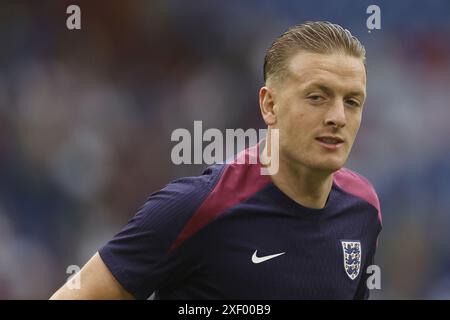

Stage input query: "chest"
[{"left": 194, "top": 213, "right": 374, "bottom": 299}]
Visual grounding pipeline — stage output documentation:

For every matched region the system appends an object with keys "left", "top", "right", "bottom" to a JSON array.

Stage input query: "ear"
[{"left": 259, "top": 86, "right": 277, "bottom": 126}]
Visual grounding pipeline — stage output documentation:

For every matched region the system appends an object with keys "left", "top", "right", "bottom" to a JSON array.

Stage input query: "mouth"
[{"left": 315, "top": 136, "right": 345, "bottom": 150}]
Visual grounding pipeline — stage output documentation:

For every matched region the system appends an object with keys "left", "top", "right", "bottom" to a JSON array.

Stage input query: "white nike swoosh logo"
[{"left": 251, "top": 250, "right": 285, "bottom": 264}]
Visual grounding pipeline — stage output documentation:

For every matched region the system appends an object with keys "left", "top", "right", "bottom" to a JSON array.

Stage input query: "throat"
[{"left": 270, "top": 163, "right": 334, "bottom": 209}]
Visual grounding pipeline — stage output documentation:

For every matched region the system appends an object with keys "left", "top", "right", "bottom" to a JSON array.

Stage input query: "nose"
[{"left": 324, "top": 99, "right": 346, "bottom": 129}]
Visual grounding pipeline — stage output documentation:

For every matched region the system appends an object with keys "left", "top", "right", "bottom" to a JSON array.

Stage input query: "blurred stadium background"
[{"left": 1, "top": 0, "right": 450, "bottom": 299}]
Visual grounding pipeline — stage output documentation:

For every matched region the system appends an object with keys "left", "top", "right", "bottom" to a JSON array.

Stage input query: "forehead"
[{"left": 286, "top": 51, "right": 366, "bottom": 94}]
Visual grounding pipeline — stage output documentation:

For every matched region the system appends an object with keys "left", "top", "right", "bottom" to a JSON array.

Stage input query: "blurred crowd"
[{"left": 0, "top": 0, "right": 449, "bottom": 299}]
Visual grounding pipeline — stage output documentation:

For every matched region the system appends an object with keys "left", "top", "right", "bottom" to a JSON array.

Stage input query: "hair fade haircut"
[{"left": 263, "top": 21, "right": 366, "bottom": 84}]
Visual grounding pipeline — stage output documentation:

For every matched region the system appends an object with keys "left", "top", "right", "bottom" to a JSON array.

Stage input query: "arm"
[
  {"left": 51, "top": 166, "right": 218, "bottom": 300},
  {"left": 50, "top": 252, "right": 134, "bottom": 300}
]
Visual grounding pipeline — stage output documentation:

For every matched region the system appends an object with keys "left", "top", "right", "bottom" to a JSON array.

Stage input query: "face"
[{"left": 260, "top": 51, "right": 367, "bottom": 173}]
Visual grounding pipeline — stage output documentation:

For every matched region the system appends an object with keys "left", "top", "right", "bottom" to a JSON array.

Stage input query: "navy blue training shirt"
[{"left": 99, "top": 142, "right": 382, "bottom": 299}]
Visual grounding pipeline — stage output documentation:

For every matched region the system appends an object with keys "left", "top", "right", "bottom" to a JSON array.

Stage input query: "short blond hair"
[{"left": 263, "top": 21, "right": 366, "bottom": 84}]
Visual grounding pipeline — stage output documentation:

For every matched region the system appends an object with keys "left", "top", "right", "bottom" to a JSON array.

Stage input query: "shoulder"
[
  {"left": 122, "top": 143, "right": 270, "bottom": 252},
  {"left": 97, "top": 165, "right": 226, "bottom": 299},
  {"left": 133, "top": 163, "right": 226, "bottom": 228},
  {"left": 156, "top": 164, "right": 225, "bottom": 199},
  {"left": 168, "top": 151, "right": 272, "bottom": 251},
  {"left": 333, "top": 167, "right": 382, "bottom": 224}
]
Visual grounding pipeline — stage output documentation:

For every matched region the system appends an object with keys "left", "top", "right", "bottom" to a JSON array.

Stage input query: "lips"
[
  {"left": 315, "top": 136, "right": 344, "bottom": 150},
  {"left": 316, "top": 136, "right": 344, "bottom": 144}
]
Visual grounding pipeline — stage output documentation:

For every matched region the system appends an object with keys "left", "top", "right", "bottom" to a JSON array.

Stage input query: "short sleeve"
[{"left": 98, "top": 165, "right": 222, "bottom": 299}]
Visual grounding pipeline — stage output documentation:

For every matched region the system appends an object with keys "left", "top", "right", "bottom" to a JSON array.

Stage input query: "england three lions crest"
[{"left": 341, "top": 240, "right": 361, "bottom": 280}]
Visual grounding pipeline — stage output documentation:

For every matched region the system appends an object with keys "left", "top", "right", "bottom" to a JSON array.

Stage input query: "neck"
[{"left": 260, "top": 140, "right": 334, "bottom": 210}]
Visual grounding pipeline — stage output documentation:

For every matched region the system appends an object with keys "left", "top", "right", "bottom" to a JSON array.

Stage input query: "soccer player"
[{"left": 51, "top": 21, "right": 382, "bottom": 300}]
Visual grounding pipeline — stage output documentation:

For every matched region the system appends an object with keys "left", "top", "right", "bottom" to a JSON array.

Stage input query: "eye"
[
  {"left": 307, "top": 95, "right": 325, "bottom": 103},
  {"left": 345, "top": 99, "right": 361, "bottom": 107}
]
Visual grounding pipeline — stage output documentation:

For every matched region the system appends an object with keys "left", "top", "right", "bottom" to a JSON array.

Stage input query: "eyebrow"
[{"left": 304, "top": 83, "right": 365, "bottom": 99}]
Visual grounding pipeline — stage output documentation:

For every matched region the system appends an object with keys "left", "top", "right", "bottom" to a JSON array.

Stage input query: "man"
[{"left": 51, "top": 21, "right": 381, "bottom": 300}]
